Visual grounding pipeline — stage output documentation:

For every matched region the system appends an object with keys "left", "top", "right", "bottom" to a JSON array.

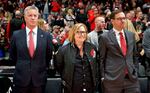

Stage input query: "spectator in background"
[
  {"left": 133, "top": 10, "right": 146, "bottom": 67},
  {"left": 6, "top": 10, "right": 24, "bottom": 41},
  {"left": 53, "top": 14, "right": 67, "bottom": 28},
  {"left": 0, "top": 10, "right": 6, "bottom": 27},
  {"left": 51, "top": 25, "right": 61, "bottom": 51},
  {"left": 65, "top": 9, "right": 75, "bottom": 27},
  {"left": 124, "top": 15, "right": 145, "bottom": 68},
  {"left": 75, "top": 1, "right": 85, "bottom": 15},
  {"left": 88, "top": 5, "right": 99, "bottom": 31},
  {"left": 9, "top": 5, "right": 53, "bottom": 93},
  {"left": 50, "top": 0, "right": 60, "bottom": 17},
  {"left": 126, "top": 11, "right": 133, "bottom": 21},
  {"left": 55, "top": 23, "right": 99, "bottom": 93},
  {"left": 62, "top": 26, "right": 72, "bottom": 46},
  {"left": 133, "top": 11, "right": 145, "bottom": 36},
  {"left": 59, "top": 3, "right": 66, "bottom": 17},
  {"left": 99, "top": 10, "right": 141, "bottom": 93},
  {"left": 88, "top": 15, "right": 107, "bottom": 93},
  {"left": 0, "top": 25, "right": 6, "bottom": 58},
  {"left": 88, "top": 16, "right": 107, "bottom": 50},
  {"left": 105, "top": 10, "right": 112, "bottom": 30},
  {"left": 47, "top": 14, "right": 55, "bottom": 30},
  {"left": 76, "top": 8, "right": 89, "bottom": 31},
  {"left": 38, "top": 18, "right": 50, "bottom": 32},
  {"left": 113, "top": 0, "right": 122, "bottom": 11},
  {"left": 125, "top": 12, "right": 140, "bottom": 42},
  {"left": 43, "top": 0, "right": 50, "bottom": 22},
  {"left": 58, "top": 25, "right": 70, "bottom": 46},
  {"left": 34, "top": 0, "right": 45, "bottom": 14},
  {"left": 52, "top": 25, "right": 61, "bottom": 39}
]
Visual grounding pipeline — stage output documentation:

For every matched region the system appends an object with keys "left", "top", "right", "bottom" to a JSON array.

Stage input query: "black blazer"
[
  {"left": 9, "top": 28, "right": 53, "bottom": 87},
  {"left": 55, "top": 42, "right": 99, "bottom": 92}
]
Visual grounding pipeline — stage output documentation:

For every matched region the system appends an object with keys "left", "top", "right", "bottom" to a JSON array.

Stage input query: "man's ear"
[{"left": 111, "top": 19, "right": 114, "bottom": 24}]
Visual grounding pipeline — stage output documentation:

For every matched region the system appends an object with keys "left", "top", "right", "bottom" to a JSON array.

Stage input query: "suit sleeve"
[
  {"left": 143, "top": 29, "right": 150, "bottom": 58},
  {"left": 55, "top": 47, "right": 64, "bottom": 75},
  {"left": 46, "top": 33, "right": 53, "bottom": 68},
  {"left": 98, "top": 34, "right": 107, "bottom": 78},
  {"left": 132, "top": 33, "right": 139, "bottom": 70},
  {"left": 9, "top": 32, "right": 17, "bottom": 65}
]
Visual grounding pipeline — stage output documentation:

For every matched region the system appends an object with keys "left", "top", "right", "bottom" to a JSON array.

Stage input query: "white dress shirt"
[
  {"left": 113, "top": 28, "right": 126, "bottom": 47},
  {"left": 26, "top": 26, "right": 37, "bottom": 50}
]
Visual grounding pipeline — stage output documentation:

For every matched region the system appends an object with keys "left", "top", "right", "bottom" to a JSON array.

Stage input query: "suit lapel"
[
  {"left": 22, "top": 29, "right": 30, "bottom": 57},
  {"left": 108, "top": 30, "right": 124, "bottom": 55},
  {"left": 124, "top": 30, "right": 130, "bottom": 55},
  {"left": 33, "top": 29, "right": 44, "bottom": 58},
  {"left": 109, "top": 30, "right": 121, "bottom": 49}
]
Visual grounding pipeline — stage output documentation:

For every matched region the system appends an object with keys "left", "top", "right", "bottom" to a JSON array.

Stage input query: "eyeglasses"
[
  {"left": 76, "top": 31, "right": 87, "bottom": 35},
  {"left": 114, "top": 17, "right": 126, "bottom": 21}
]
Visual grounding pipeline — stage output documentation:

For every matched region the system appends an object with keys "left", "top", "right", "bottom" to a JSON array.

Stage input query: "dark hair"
[{"left": 110, "top": 9, "right": 123, "bottom": 19}]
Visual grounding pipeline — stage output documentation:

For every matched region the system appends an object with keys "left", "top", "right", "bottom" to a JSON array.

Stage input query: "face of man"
[
  {"left": 24, "top": 9, "right": 39, "bottom": 29},
  {"left": 112, "top": 12, "right": 126, "bottom": 31},
  {"left": 95, "top": 17, "right": 106, "bottom": 31}
]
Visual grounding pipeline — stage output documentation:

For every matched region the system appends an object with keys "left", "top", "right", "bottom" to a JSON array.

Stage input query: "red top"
[{"left": 51, "top": 1, "right": 60, "bottom": 12}]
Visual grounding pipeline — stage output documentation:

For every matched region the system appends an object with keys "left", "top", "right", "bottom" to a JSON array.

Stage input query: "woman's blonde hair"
[
  {"left": 124, "top": 19, "right": 140, "bottom": 42},
  {"left": 38, "top": 18, "right": 46, "bottom": 30},
  {"left": 67, "top": 9, "right": 73, "bottom": 14},
  {"left": 68, "top": 23, "right": 88, "bottom": 43}
]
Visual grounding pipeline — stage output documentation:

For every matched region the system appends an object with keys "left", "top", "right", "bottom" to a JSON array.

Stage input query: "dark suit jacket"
[
  {"left": 55, "top": 42, "right": 99, "bottom": 92},
  {"left": 99, "top": 29, "right": 139, "bottom": 82},
  {"left": 9, "top": 28, "right": 53, "bottom": 87},
  {"left": 143, "top": 28, "right": 150, "bottom": 58},
  {"left": 143, "top": 28, "right": 150, "bottom": 76}
]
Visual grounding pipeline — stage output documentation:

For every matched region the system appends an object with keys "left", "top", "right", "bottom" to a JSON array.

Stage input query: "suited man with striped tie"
[
  {"left": 9, "top": 5, "right": 53, "bottom": 93},
  {"left": 99, "top": 10, "right": 141, "bottom": 93}
]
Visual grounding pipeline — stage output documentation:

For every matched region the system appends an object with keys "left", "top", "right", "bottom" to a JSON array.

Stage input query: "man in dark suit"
[
  {"left": 99, "top": 10, "right": 141, "bottom": 93},
  {"left": 9, "top": 5, "right": 53, "bottom": 93},
  {"left": 142, "top": 26, "right": 150, "bottom": 93}
]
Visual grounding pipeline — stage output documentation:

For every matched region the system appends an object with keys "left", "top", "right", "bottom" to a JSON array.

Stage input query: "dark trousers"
[
  {"left": 148, "top": 77, "right": 150, "bottom": 93},
  {"left": 12, "top": 81, "right": 46, "bottom": 93},
  {"left": 145, "top": 57, "right": 150, "bottom": 93},
  {"left": 103, "top": 76, "right": 141, "bottom": 93}
]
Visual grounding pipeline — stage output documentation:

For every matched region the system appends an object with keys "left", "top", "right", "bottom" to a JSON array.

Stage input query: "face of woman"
[
  {"left": 74, "top": 26, "right": 87, "bottom": 44},
  {"left": 43, "top": 22, "right": 49, "bottom": 31}
]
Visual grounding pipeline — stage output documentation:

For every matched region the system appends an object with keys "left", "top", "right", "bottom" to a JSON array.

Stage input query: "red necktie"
[
  {"left": 120, "top": 32, "right": 128, "bottom": 75},
  {"left": 29, "top": 30, "right": 34, "bottom": 58},
  {"left": 120, "top": 32, "right": 127, "bottom": 56}
]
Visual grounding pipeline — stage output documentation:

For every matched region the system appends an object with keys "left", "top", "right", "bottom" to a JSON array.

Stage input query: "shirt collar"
[
  {"left": 26, "top": 26, "right": 38, "bottom": 35},
  {"left": 113, "top": 28, "right": 124, "bottom": 36}
]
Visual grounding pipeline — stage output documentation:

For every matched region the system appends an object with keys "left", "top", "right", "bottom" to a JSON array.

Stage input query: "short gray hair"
[{"left": 24, "top": 5, "right": 39, "bottom": 16}]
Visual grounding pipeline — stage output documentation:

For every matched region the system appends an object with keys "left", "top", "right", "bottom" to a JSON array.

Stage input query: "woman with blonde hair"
[
  {"left": 55, "top": 23, "right": 99, "bottom": 93},
  {"left": 124, "top": 18, "right": 140, "bottom": 42},
  {"left": 38, "top": 18, "right": 50, "bottom": 32}
]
